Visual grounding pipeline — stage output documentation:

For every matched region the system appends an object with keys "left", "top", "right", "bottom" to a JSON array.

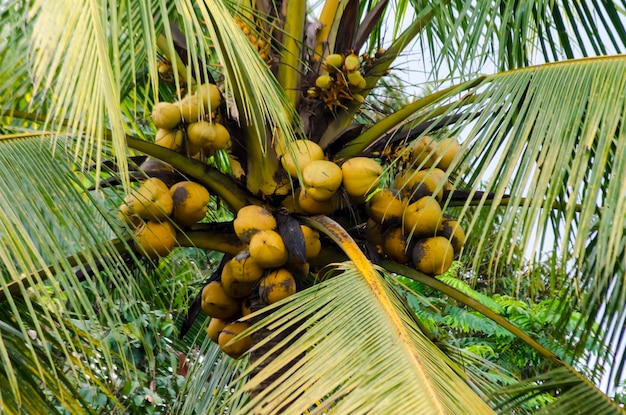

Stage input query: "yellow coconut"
[
  {"left": 412, "top": 236, "right": 455, "bottom": 276},
  {"left": 434, "top": 138, "right": 461, "bottom": 171},
  {"left": 436, "top": 218, "right": 466, "bottom": 254},
  {"left": 249, "top": 229, "right": 289, "bottom": 269},
  {"left": 233, "top": 205, "right": 277, "bottom": 243},
  {"left": 365, "top": 218, "right": 385, "bottom": 248},
  {"left": 365, "top": 188, "right": 406, "bottom": 225},
  {"left": 300, "top": 225, "right": 321, "bottom": 259},
  {"left": 221, "top": 261, "right": 255, "bottom": 299},
  {"left": 210, "top": 123, "right": 231, "bottom": 150},
  {"left": 241, "top": 298, "right": 252, "bottom": 317},
  {"left": 402, "top": 196, "right": 443, "bottom": 238},
  {"left": 170, "top": 181, "right": 210, "bottom": 227},
  {"left": 394, "top": 168, "right": 448, "bottom": 201},
  {"left": 207, "top": 318, "right": 227, "bottom": 343},
  {"left": 134, "top": 221, "right": 177, "bottom": 259},
  {"left": 324, "top": 53, "right": 344, "bottom": 73},
  {"left": 201, "top": 281, "right": 241, "bottom": 320},
  {"left": 178, "top": 95, "right": 203, "bottom": 123},
  {"left": 259, "top": 268, "right": 296, "bottom": 304},
  {"left": 340, "top": 157, "right": 383, "bottom": 200},
  {"left": 297, "top": 188, "right": 341, "bottom": 215},
  {"left": 230, "top": 249, "right": 265, "bottom": 283},
  {"left": 155, "top": 128, "right": 183, "bottom": 151},
  {"left": 302, "top": 160, "right": 343, "bottom": 202},
  {"left": 152, "top": 102, "right": 182, "bottom": 130},
  {"left": 280, "top": 139, "right": 324, "bottom": 178},
  {"left": 218, "top": 321, "right": 252, "bottom": 359},
  {"left": 382, "top": 226, "right": 412, "bottom": 264},
  {"left": 187, "top": 121, "right": 216, "bottom": 148},
  {"left": 197, "top": 83, "right": 221, "bottom": 112},
  {"left": 410, "top": 136, "right": 438, "bottom": 168},
  {"left": 123, "top": 178, "right": 173, "bottom": 222},
  {"left": 344, "top": 53, "right": 360, "bottom": 72}
]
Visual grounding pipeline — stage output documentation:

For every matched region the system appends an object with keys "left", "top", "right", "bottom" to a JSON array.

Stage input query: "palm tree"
[{"left": 1, "top": 0, "right": 625, "bottom": 413}]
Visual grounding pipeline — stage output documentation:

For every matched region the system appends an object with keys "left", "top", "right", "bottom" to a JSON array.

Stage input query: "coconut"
[
  {"left": 152, "top": 102, "right": 181, "bottom": 130},
  {"left": 341, "top": 157, "right": 383, "bottom": 200},
  {"left": 134, "top": 221, "right": 177, "bottom": 259},
  {"left": 412, "top": 236, "right": 455, "bottom": 276},
  {"left": 259, "top": 268, "right": 296, "bottom": 304},
  {"left": 233, "top": 205, "right": 277, "bottom": 243},
  {"left": 301, "top": 160, "right": 343, "bottom": 202},
  {"left": 170, "top": 181, "right": 210, "bottom": 227},
  {"left": 280, "top": 139, "right": 325, "bottom": 178}
]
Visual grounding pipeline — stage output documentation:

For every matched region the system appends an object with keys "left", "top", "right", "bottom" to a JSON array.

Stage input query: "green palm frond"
[{"left": 228, "top": 263, "right": 496, "bottom": 415}]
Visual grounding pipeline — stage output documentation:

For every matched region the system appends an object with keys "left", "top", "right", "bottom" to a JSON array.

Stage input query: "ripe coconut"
[
  {"left": 436, "top": 218, "right": 466, "bottom": 254},
  {"left": 207, "top": 318, "right": 227, "bottom": 343},
  {"left": 394, "top": 168, "right": 448, "bottom": 201},
  {"left": 152, "top": 102, "right": 181, "bottom": 130},
  {"left": 233, "top": 205, "right": 277, "bottom": 243},
  {"left": 412, "top": 236, "right": 455, "bottom": 276},
  {"left": 280, "top": 139, "right": 324, "bottom": 178},
  {"left": 341, "top": 157, "right": 383, "bottom": 200},
  {"left": 302, "top": 160, "right": 343, "bottom": 202},
  {"left": 123, "top": 178, "right": 173, "bottom": 222},
  {"left": 297, "top": 188, "right": 341, "bottom": 215},
  {"left": 402, "top": 196, "right": 443, "bottom": 238},
  {"left": 170, "top": 181, "right": 210, "bottom": 227},
  {"left": 187, "top": 121, "right": 216, "bottom": 148},
  {"left": 229, "top": 249, "right": 265, "bottom": 283},
  {"left": 249, "top": 229, "right": 289, "bottom": 269},
  {"left": 365, "top": 218, "right": 385, "bottom": 248},
  {"left": 218, "top": 321, "right": 252, "bottom": 359},
  {"left": 433, "top": 138, "right": 461, "bottom": 171},
  {"left": 201, "top": 281, "right": 241, "bottom": 320},
  {"left": 259, "top": 268, "right": 296, "bottom": 304},
  {"left": 155, "top": 128, "right": 183, "bottom": 151},
  {"left": 382, "top": 226, "right": 413, "bottom": 264},
  {"left": 134, "top": 221, "right": 177, "bottom": 259},
  {"left": 410, "top": 136, "right": 438, "bottom": 169},
  {"left": 365, "top": 188, "right": 406, "bottom": 225}
]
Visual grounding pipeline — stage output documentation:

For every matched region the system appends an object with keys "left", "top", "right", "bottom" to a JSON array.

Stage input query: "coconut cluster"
[
  {"left": 366, "top": 136, "right": 466, "bottom": 276},
  {"left": 201, "top": 205, "right": 322, "bottom": 358},
  {"left": 234, "top": 16, "right": 272, "bottom": 65},
  {"left": 151, "top": 82, "right": 231, "bottom": 159},
  {"left": 276, "top": 139, "right": 383, "bottom": 215},
  {"left": 309, "top": 52, "right": 368, "bottom": 109},
  {"left": 118, "top": 177, "right": 211, "bottom": 259}
]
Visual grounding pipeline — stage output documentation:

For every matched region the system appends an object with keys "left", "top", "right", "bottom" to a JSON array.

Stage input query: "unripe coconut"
[
  {"left": 178, "top": 95, "right": 203, "bottom": 123},
  {"left": 347, "top": 72, "right": 366, "bottom": 90},
  {"left": 233, "top": 205, "right": 277, "bottom": 243},
  {"left": 197, "top": 83, "right": 221, "bottom": 111},
  {"left": 123, "top": 178, "right": 173, "bottom": 222},
  {"left": 210, "top": 123, "right": 231, "bottom": 150},
  {"left": 187, "top": 121, "right": 216, "bottom": 148},
  {"left": 152, "top": 102, "right": 182, "bottom": 130},
  {"left": 300, "top": 225, "right": 321, "bottom": 259},
  {"left": 365, "top": 188, "right": 406, "bottom": 224},
  {"left": 436, "top": 218, "right": 466, "bottom": 254},
  {"left": 315, "top": 75, "right": 332, "bottom": 90},
  {"left": 230, "top": 249, "right": 265, "bottom": 283},
  {"left": 341, "top": 157, "right": 383, "bottom": 199},
  {"left": 134, "top": 221, "right": 177, "bottom": 259},
  {"left": 221, "top": 261, "right": 255, "bottom": 299},
  {"left": 324, "top": 53, "right": 344, "bottom": 72},
  {"left": 155, "top": 128, "right": 183, "bottom": 151},
  {"left": 280, "top": 139, "right": 325, "bottom": 178},
  {"left": 201, "top": 281, "right": 241, "bottom": 320},
  {"left": 412, "top": 236, "right": 455, "bottom": 276},
  {"left": 259, "top": 268, "right": 296, "bottom": 304},
  {"left": 218, "top": 321, "right": 252, "bottom": 359},
  {"left": 344, "top": 53, "right": 360, "bottom": 72},
  {"left": 403, "top": 196, "right": 443, "bottom": 238},
  {"left": 207, "top": 318, "right": 227, "bottom": 343},
  {"left": 249, "top": 229, "right": 289, "bottom": 269},
  {"left": 382, "top": 226, "right": 412, "bottom": 264},
  {"left": 302, "top": 160, "right": 343, "bottom": 202},
  {"left": 170, "top": 181, "right": 210, "bottom": 227}
]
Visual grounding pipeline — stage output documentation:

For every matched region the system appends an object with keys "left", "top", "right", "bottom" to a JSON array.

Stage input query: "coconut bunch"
[
  {"left": 308, "top": 52, "right": 368, "bottom": 109},
  {"left": 118, "top": 177, "right": 211, "bottom": 259},
  {"left": 365, "top": 136, "right": 466, "bottom": 276},
  {"left": 151, "top": 82, "right": 231, "bottom": 158},
  {"left": 200, "top": 205, "right": 322, "bottom": 358},
  {"left": 233, "top": 16, "right": 272, "bottom": 65},
  {"left": 277, "top": 139, "right": 384, "bottom": 215}
]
